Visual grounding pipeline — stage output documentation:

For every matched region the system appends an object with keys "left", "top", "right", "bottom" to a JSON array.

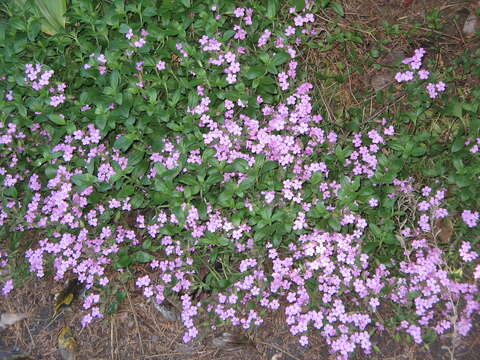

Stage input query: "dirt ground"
[{"left": 1, "top": 0, "right": 479, "bottom": 359}]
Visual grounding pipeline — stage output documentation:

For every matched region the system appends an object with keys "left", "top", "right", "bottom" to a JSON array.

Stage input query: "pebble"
[{"left": 463, "top": 13, "right": 479, "bottom": 37}]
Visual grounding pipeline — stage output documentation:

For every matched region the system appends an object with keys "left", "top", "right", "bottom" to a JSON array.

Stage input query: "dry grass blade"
[
  {"left": 0, "top": 352, "right": 36, "bottom": 360},
  {"left": 0, "top": 313, "right": 28, "bottom": 329},
  {"left": 125, "top": 287, "right": 145, "bottom": 356}
]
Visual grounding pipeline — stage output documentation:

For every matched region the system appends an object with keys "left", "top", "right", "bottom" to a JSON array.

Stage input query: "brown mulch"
[{"left": 1, "top": 275, "right": 480, "bottom": 360}]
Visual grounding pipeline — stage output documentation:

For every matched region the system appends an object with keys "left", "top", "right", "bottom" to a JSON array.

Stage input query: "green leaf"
[
  {"left": 95, "top": 115, "right": 108, "bottom": 130},
  {"left": 4, "top": 186, "right": 17, "bottom": 198},
  {"left": 222, "top": 30, "right": 235, "bottom": 42},
  {"left": 119, "top": 23, "right": 130, "bottom": 33},
  {"left": 370, "top": 223, "right": 383, "bottom": 238},
  {"left": 245, "top": 66, "right": 266, "bottom": 80},
  {"left": 178, "top": 175, "right": 198, "bottom": 186},
  {"left": 266, "top": 0, "right": 279, "bottom": 18},
  {"left": 231, "top": 158, "right": 249, "bottom": 172},
  {"left": 135, "top": 251, "right": 154, "bottom": 263},
  {"left": 131, "top": 193, "right": 145, "bottom": 209},
  {"left": 143, "top": 7, "right": 157, "bottom": 16},
  {"left": 117, "top": 185, "right": 134, "bottom": 199},
  {"left": 71, "top": 174, "right": 98, "bottom": 190},
  {"left": 34, "top": 0, "right": 66, "bottom": 35},
  {"left": 451, "top": 136, "right": 466, "bottom": 153},
  {"left": 292, "top": 0, "right": 306, "bottom": 11},
  {"left": 328, "top": 218, "right": 341, "bottom": 232},
  {"left": 49, "top": 114, "right": 66, "bottom": 125},
  {"left": 320, "top": 0, "right": 331, "bottom": 8},
  {"left": 331, "top": 2, "right": 344, "bottom": 17},
  {"left": 114, "top": 134, "right": 135, "bottom": 152},
  {"left": 142, "top": 239, "right": 152, "bottom": 250},
  {"left": 205, "top": 173, "right": 223, "bottom": 187},
  {"left": 110, "top": 70, "right": 120, "bottom": 90},
  {"left": 0, "top": 21, "right": 6, "bottom": 45},
  {"left": 448, "top": 100, "right": 463, "bottom": 119},
  {"left": 271, "top": 52, "right": 290, "bottom": 66},
  {"left": 239, "top": 176, "right": 256, "bottom": 191},
  {"left": 168, "top": 89, "right": 181, "bottom": 107},
  {"left": 128, "top": 150, "right": 144, "bottom": 166},
  {"left": 116, "top": 253, "right": 133, "bottom": 268},
  {"left": 411, "top": 145, "right": 426, "bottom": 157},
  {"left": 218, "top": 190, "right": 234, "bottom": 208},
  {"left": 200, "top": 234, "right": 231, "bottom": 247},
  {"left": 27, "top": 19, "right": 41, "bottom": 41},
  {"left": 45, "top": 165, "right": 58, "bottom": 179}
]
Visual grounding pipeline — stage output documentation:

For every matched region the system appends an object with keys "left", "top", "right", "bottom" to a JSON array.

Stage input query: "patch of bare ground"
[
  {"left": 303, "top": 0, "right": 479, "bottom": 125},
  {"left": 2, "top": 1, "right": 479, "bottom": 360}
]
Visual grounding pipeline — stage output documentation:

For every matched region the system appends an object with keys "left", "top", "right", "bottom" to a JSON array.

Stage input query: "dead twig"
[
  {"left": 125, "top": 287, "right": 145, "bottom": 356},
  {"left": 366, "top": 93, "right": 408, "bottom": 123},
  {"left": 110, "top": 316, "right": 115, "bottom": 360},
  {"left": 143, "top": 350, "right": 209, "bottom": 358}
]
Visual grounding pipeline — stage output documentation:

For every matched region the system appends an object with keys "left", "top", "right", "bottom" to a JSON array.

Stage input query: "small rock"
[
  {"left": 463, "top": 13, "right": 479, "bottom": 36},
  {"left": 382, "top": 49, "right": 405, "bottom": 66},
  {"left": 212, "top": 331, "right": 253, "bottom": 352},
  {"left": 153, "top": 301, "right": 179, "bottom": 322},
  {"left": 0, "top": 313, "right": 28, "bottom": 329},
  {"left": 370, "top": 72, "right": 394, "bottom": 91},
  {"left": 434, "top": 217, "right": 454, "bottom": 243},
  {"left": 174, "top": 343, "right": 197, "bottom": 354}
]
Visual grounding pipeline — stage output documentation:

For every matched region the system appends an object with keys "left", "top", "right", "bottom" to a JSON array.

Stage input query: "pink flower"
[
  {"left": 436, "top": 81, "right": 446, "bottom": 92},
  {"left": 299, "top": 335, "right": 309, "bottom": 346},
  {"left": 459, "top": 241, "right": 478, "bottom": 262},
  {"left": 426, "top": 83, "right": 438, "bottom": 98},
  {"left": 133, "top": 38, "right": 146, "bottom": 48},
  {"left": 5, "top": 90, "right": 14, "bottom": 101},
  {"left": 136, "top": 275, "right": 151, "bottom": 288},
  {"left": 81, "top": 313, "right": 93, "bottom": 327},
  {"left": 285, "top": 26, "right": 296, "bottom": 36},
  {"left": 418, "top": 69, "right": 429, "bottom": 80},
  {"left": 369, "top": 297, "right": 380, "bottom": 310},
  {"left": 1, "top": 279, "right": 13, "bottom": 296},
  {"left": 462, "top": 210, "right": 479, "bottom": 228},
  {"left": 125, "top": 28, "right": 134, "bottom": 40},
  {"left": 474, "top": 264, "right": 480, "bottom": 280},
  {"left": 258, "top": 29, "right": 272, "bottom": 47},
  {"left": 234, "top": 7, "right": 245, "bottom": 17},
  {"left": 97, "top": 54, "right": 107, "bottom": 64}
]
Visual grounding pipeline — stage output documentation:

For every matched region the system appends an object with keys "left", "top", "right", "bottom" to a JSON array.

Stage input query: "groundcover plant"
[{"left": 0, "top": 0, "right": 479, "bottom": 359}]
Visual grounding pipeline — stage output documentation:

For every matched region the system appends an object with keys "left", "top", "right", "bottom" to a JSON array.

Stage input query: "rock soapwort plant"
[{"left": 0, "top": 0, "right": 479, "bottom": 359}]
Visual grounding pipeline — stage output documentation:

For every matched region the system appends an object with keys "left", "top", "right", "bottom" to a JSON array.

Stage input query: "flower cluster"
[
  {"left": 125, "top": 28, "right": 148, "bottom": 48},
  {"left": 395, "top": 48, "right": 446, "bottom": 99},
  {"left": 24, "top": 64, "right": 54, "bottom": 91},
  {"left": 83, "top": 53, "right": 108, "bottom": 75},
  {"left": 462, "top": 210, "right": 479, "bottom": 228}
]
